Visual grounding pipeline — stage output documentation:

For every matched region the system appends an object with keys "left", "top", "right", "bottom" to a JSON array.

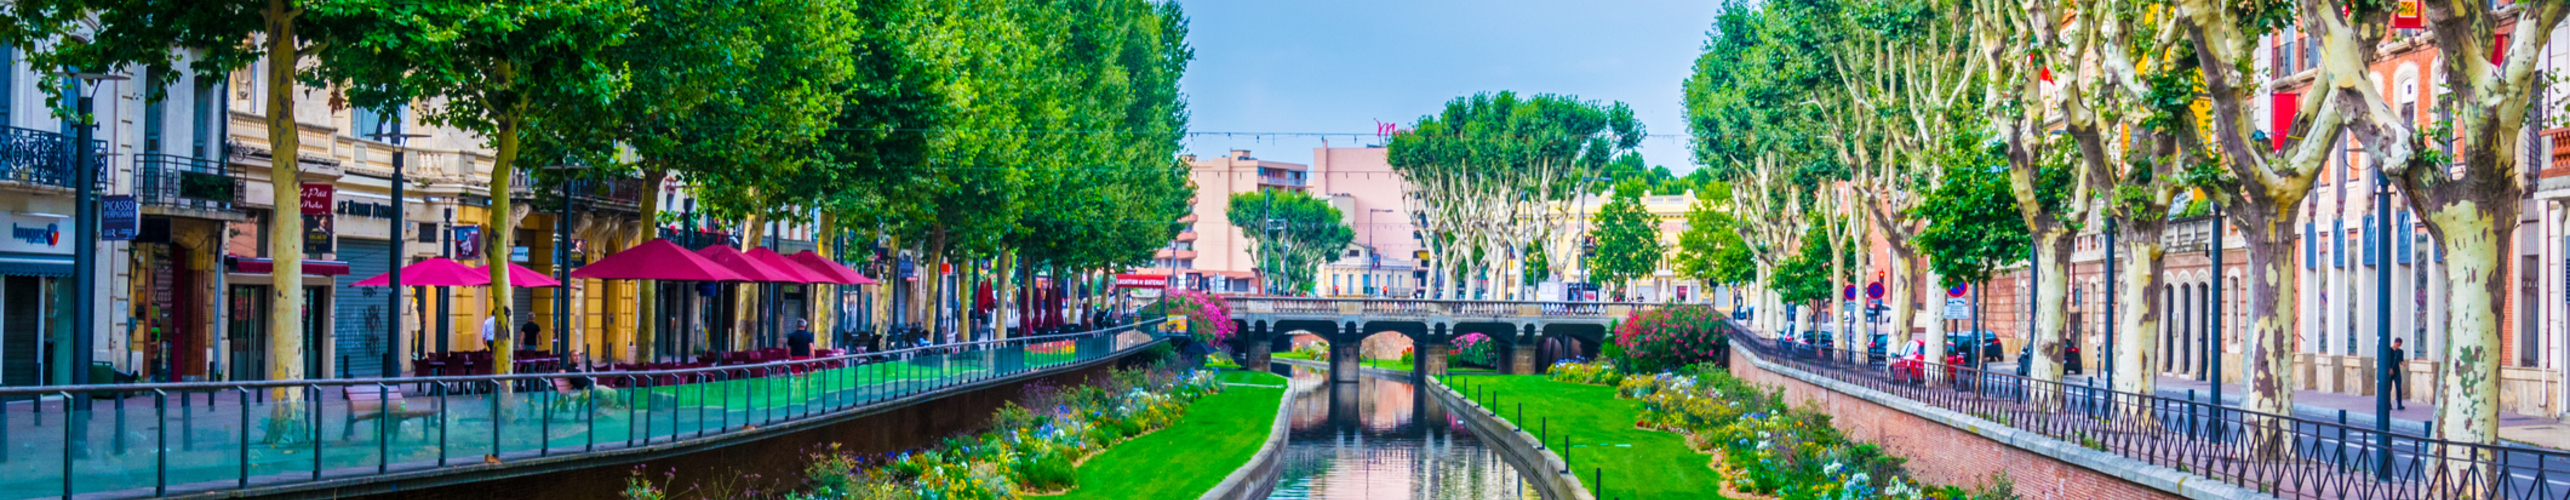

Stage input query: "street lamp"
[
  {"left": 540, "top": 164, "right": 587, "bottom": 363},
  {"left": 365, "top": 126, "right": 428, "bottom": 378},
  {"left": 56, "top": 69, "right": 125, "bottom": 387},
  {"left": 2372, "top": 166, "right": 2395, "bottom": 478}
]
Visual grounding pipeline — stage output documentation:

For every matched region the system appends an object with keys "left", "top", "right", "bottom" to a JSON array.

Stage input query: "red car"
[{"left": 1887, "top": 339, "right": 1967, "bottom": 384}]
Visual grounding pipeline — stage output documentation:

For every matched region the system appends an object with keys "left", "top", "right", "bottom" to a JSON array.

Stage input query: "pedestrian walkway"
[{"left": 2063, "top": 373, "right": 2570, "bottom": 451}]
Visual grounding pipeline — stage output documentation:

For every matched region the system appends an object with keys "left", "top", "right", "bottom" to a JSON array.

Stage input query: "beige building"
[{"left": 1156, "top": 145, "right": 1419, "bottom": 296}]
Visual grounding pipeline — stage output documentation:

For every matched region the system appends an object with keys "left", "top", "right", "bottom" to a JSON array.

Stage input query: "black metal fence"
[
  {"left": 135, "top": 153, "right": 241, "bottom": 211},
  {"left": 1727, "top": 323, "right": 2570, "bottom": 500}
]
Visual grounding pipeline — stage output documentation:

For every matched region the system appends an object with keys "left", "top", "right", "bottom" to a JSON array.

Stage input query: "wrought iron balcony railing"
[
  {"left": 136, "top": 153, "right": 244, "bottom": 212},
  {"left": 0, "top": 125, "right": 106, "bottom": 190}
]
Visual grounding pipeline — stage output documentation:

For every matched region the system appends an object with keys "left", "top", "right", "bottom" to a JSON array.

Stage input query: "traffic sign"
[
  {"left": 1865, "top": 282, "right": 1884, "bottom": 300},
  {"left": 1943, "top": 298, "right": 1971, "bottom": 319},
  {"left": 1843, "top": 285, "right": 1857, "bottom": 300},
  {"left": 1947, "top": 284, "right": 1969, "bottom": 298}
]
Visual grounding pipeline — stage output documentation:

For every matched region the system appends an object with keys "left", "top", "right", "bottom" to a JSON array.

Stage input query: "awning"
[
  {"left": 0, "top": 253, "right": 72, "bottom": 277},
  {"left": 352, "top": 257, "right": 485, "bottom": 287},
  {"left": 695, "top": 244, "right": 803, "bottom": 283},
  {"left": 569, "top": 239, "right": 747, "bottom": 281},
  {"left": 746, "top": 247, "right": 829, "bottom": 283},
  {"left": 788, "top": 250, "right": 877, "bottom": 285},
  {"left": 467, "top": 263, "right": 564, "bottom": 288},
  {"left": 228, "top": 256, "right": 351, "bottom": 276}
]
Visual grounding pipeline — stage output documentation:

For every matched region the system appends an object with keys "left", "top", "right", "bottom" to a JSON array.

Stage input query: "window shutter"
[
  {"left": 2305, "top": 222, "right": 2317, "bottom": 269},
  {"left": 2332, "top": 219, "right": 2345, "bottom": 268},
  {"left": 2396, "top": 211, "right": 2413, "bottom": 264},
  {"left": 2363, "top": 215, "right": 2377, "bottom": 266}
]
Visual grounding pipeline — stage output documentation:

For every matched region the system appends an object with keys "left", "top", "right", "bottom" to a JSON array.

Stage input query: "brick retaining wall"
[{"left": 1729, "top": 348, "right": 2265, "bottom": 500}]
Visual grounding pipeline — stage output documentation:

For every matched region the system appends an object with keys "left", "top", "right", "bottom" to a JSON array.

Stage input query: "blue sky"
[{"left": 1171, "top": 0, "right": 1723, "bottom": 172}]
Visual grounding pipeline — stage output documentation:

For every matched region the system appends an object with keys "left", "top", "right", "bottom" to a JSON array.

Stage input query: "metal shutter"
[
  {"left": 2332, "top": 219, "right": 2345, "bottom": 268},
  {"left": 332, "top": 239, "right": 393, "bottom": 377},
  {"left": 2305, "top": 222, "right": 2316, "bottom": 269},
  {"left": 2363, "top": 215, "right": 2376, "bottom": 266},
  {"left": 2397, "top": 211, "right": 2412, "bottom": 264}
]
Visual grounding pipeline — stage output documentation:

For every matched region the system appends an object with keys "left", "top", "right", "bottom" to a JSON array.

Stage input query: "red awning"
[
  {"left": 229, "top": 256, "right": 351, "bottom": 276},
  {"left": 568, "top": 239, "right": 748, "bottom": 281},
  {"left": 788, "top": 250, "right": 877, "bottom": 285},
  {"left": 696, "top": 244, "right": 803, "bottom": 283},
  {"left": 352, "top": 257, "right": 484, "bottom": 287},
  {"left": 468, "top": 263, "right": 564, "bottom": 288},
  {"left": 746, "top": 247, "right": 829, "bottom": 284}
]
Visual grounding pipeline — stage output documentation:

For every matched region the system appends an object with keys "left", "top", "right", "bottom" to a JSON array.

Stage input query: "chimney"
[{"left": 1231, "top": 149, "right": 1252, "bottom": 160}]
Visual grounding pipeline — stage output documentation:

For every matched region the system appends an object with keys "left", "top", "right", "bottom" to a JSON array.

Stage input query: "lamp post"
[
  {"left": 2372, "top": 167, "right": 2394, "bottom": 478},
  {"left": 366, "top": 127, "right": 428, "bottom": 378},
  {"left": 540, "top": 164, "right": 586, "bottom": 365},
  {"left": 57, "top": 69, "right": 125, "bottom": 387},
  {"left": 2208, "top": 198, "right": 2225, "bottom": 443}
]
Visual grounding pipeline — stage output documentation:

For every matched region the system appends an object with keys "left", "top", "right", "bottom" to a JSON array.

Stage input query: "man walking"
[
  {"left": 787, "top": 319, "right": 816, "bottom": 358},
  {"left": 2388, "top": 338, "right": 2408, "bottom": 410}
]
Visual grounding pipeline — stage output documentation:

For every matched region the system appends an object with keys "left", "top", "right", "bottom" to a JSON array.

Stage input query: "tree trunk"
[
  {"left": 259, "top": 0, "right": 311, "bottom": 438},
  {"left": 1919, "top": 265, "right": 1947, "bottom": 385},
  {"left": 2112, "top": 236, "right": 2167, "bottom": 398},
  {"left": 733, "top": 214, "right": 764, "bottom": 351},
  {"left": 2026, "top": 230, "right": 2071, "bottom": 409},
  {"left": 2427, "top": 207, "right": 2509, "bottom": 458},
  {"left": 2236, "top": 217, "right": 2299, "bottom": 457},
  {"left": 485, "top": 108, "right": 522, "bottom": 377},
  {"left": 632, "top": 172, "right": 664, "bottom": 362},
  {"left": 813, "top": 212, "right": 835, "bottom": 350}
]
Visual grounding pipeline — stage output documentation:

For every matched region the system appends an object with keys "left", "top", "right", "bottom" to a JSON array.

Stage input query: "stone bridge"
[{"left": 1223, "top": 298, "right": 1652, "bottom": 381}]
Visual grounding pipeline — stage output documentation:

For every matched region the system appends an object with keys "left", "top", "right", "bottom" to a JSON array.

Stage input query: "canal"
[{"left": 1265, "top": 365, "right": 1539, "bottom": 499}]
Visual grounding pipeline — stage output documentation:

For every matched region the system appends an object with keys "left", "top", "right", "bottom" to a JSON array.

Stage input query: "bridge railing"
[
  {"left": 1725, "top": 321, "right": 2569, "bottom": 500},
  {"left": 1224, "top": 297, "right": 1658, "bottom": 319},
  {"left": 0, "top": 320, "right": 1168, "bottom": 500}
]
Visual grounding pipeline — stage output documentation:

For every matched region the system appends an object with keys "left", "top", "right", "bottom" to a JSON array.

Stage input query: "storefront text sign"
[
  {"left": 101, "top": 195, "right": 138, "bottom": 241},
  {"left": 0, "top": 212, "right": 71, "bottom": 255},
  {"left": 303, "top": 214, "right": 334, "bottom": 254},
  {"left": 300, "top": 183, "right": 334, "bottom": 215},
  {"left": 452, "top": 225, "right": 483, "bottom": 260}
]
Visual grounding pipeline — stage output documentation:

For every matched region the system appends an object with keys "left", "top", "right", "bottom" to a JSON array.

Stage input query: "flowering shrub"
[
  {"left": 631, "top": 367, "right": 1224, "bottom": 500},
  {"left": 1558, "top": 363, "right": 2017, "bottom": 500},
  {"left": 1547, "top": 360, "right": 1624, "bottom": 385},
  {"left": 1158, "top": 290, "right": 1236, "bottom": 344},
  {"left": 1612, "top": 304, "right": 1728, "bottom": 373},
  {"left": 1451, "top": 333, "right": 1498, "bottom": 368},
  {"left": 1293, "top": 339, "right": 1331, "bottom": 361}
]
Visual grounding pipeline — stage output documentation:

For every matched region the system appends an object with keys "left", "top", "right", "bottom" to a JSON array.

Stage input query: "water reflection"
[{"left": 1267, "top": 366, "right": 1538, "bottom": 499}]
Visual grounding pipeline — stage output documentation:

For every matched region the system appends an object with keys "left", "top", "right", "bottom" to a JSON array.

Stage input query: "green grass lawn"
[
  {"left": 1053, "top": 370, "right": 1287, "bottom": 500},
  {"left": 1444, "top": 374, "right": 1725, "bottom": 500}
]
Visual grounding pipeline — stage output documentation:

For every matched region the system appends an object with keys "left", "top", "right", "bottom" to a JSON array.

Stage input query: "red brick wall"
[{"left": 1729, "top": 351, "right": 2183, "bottom": 500}]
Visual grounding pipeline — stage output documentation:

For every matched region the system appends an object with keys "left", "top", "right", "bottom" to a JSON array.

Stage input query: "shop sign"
[
  {"left": 299, "top": 183, "right": 334, "bottom": 215},
  {"left": 1944, "top": 298, "right": 1971, "bottom": 319},
  {"left": 101, "top": 195, "right": 138, "bottom": 241},
  {"left": 1113, "top": 274, "right": 1167, "bottom": 289},
  {"left": 302, "top": 214, "right": 334, "bottom": 254},
  {"left": 452, "top": 225, "right": 483, "bottom": 260},
  {"left": 336, "top": 200, "right": 398, "bottom": 219},
  {"left": 0, "top": 212, "right": 69, "bottom": 255}
]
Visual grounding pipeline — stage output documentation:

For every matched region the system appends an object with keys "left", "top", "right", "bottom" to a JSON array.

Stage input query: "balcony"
[
  {"left": 509, "top": 169, "right": 651, "bottom": 213},
  {"left": 1174, "top": 231, "right": 1197, "bottom": 242},
  {"left": 1154, "top": 249, "right": 1197, "bottom": 260},
  {"left": 1258, "top": 175, "right": 1305, "bottom": 188},
  {"left": 0, "top": 125, "right": 106, "bottom": 192},
  {"left": 136, "top": 153, "right": 246, "bottom": 215}
]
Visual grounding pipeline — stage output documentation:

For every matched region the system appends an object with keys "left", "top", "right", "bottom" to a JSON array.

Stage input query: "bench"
[{"left": 344, "top": 386, "right": 440, "bottom": 441}]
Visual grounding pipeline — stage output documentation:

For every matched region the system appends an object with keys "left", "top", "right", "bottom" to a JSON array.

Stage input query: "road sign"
[
  {"left": 1944, "top": 297, "right": 1971, "bottom": 319},
  {"left": 1947, "top": 284, "right": 1969, "bottom": 298},
  {"left": 1865, "top": 282, "right": 1884, "bottom": 299},
  {"left": 1843, "top": 285, "right": 1857, "bottom": 300}
]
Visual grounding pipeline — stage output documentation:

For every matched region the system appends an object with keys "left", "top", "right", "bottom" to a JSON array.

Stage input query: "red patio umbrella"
[
  {"left": 568, "top": 239, "right": 747, "bottom": 281},
  {"left": 352, "top": 257, "right": 486, "bottom": 287},
  {"left": 746, "top": 247, "right": 829, "bottom": 283},
  {"left": 788, "top": 250, "right": 877, "bottom": 285},
  {"left": 696, "top": 244, "right": 804, "bottom": 282},
  {"left": 470, "top": 263, "right": 564, "bottom": 288}
]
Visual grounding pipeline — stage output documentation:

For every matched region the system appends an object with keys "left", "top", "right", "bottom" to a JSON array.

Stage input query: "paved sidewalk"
[{"left": 2065, "top": 373, "right": 2570, "bottom": 450}]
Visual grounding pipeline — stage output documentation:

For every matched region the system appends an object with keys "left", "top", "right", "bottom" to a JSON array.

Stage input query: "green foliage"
[
  {"left": 1588, "top": 179, "right": 1665, "bottom": 291},
  {"left": 1225, "top": 190, "right": 1356, "bottom": 295},
  {"left": 1674, "top": 183, "right": 1756, "bottom": 286},
  {"left": 1912, "top": 133, "right": 2031, "bottom": 287},
  {"left": 1771, "top": 225, "right": 1836, "bottom": 304}
]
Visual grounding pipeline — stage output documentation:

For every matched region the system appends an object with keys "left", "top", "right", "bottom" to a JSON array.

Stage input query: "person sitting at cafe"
[{"left": 787, "top": 319, "right": 815, "bottom": 357}]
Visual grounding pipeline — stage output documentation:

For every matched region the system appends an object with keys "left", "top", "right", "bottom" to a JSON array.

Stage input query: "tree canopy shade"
[
  {"left": 1225, "top": 190, "right": 1353, "bottom": 295},
  {"left": 1586, "top": 178, "right": 1664, "bottom": 294},
  {"left": 1386, "top": 91, "right": 1642, "bottom": 300},
  {"left": 1673, "top": 182, "right": 1754, "bottom": 287},
  {"left": 1911, "top": 137, "right": 2031, "bottom": 288},
  {"left": 1771, "top": 224, "right": 1834, "bottom": 306}
]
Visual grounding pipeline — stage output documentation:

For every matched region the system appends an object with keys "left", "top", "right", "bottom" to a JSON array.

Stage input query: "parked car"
[
  {"left": 2014, "top": 343, "right": 2083, "bottom": 376},
  {"left": 1949, "top": 330, "right": 2004, "bottom": 362},
  {"left": 1888, "top": 340, "right": 1967, "bottom": 384},
  {"left": 1732, "top": 306, "right": 1754, "bottom": 321},
  {"left": 1865, "top": 333, "right": 1892, "bottom": 363}
]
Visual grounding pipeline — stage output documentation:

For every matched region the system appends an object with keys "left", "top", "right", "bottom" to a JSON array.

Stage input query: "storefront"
[
  {"left": 221, "top": 256, "right": 345, "bottom": 381},
  {"left": 0, "top": 211, "right": 73, "bottom": 387}
]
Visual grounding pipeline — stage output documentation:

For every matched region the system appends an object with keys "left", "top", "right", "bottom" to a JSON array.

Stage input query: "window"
[
  {"left": 417, "top": 222, "right": 439, "bottom": 243},
  {"left": 193, "top": 74, "right": 216, "bottom": 158},
  {"left": 144, "top": 69, "right": 166, "bottom": 153},
  {"left": 354, "top": 103, "right": 405, "bottom": 140}
]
